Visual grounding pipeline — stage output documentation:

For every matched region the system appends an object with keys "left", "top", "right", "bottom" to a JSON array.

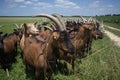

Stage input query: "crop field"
[{"left": 0, "top": 16, "right": 120, "bottom": 80}]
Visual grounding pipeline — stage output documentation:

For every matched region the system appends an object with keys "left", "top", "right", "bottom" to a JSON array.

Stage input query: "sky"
[{"left": 0, "top": 0, "right": 120, "bottom": 16}]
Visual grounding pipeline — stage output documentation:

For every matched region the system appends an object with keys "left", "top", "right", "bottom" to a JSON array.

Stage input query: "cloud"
[
  {"left": 107, "top": 5, "right": 114, "bottom": 8},
  {"left": 24, "top": 1, "right": 33, "bottom": 5},
  {"left": 8, "top": 3, "right": 17, "bottom": 8},
  {"left": 4, "top": 0, "right": 118, "bottom": 16},
  {"left": 35, "top": 2, "right": 52, "bottom": 8},
  {"left": 5, "top": 0, "right": 24, "bottom": 8},
  {"left": 5, "top": 0, "right": 80, "bottom": 9},
  {"left": 54, "top": 0, "right": 80, "bottom": 9},
  {"left": 5, "top": 0, "right": 24, "bottom": 3},
  {"left": 14, "top": 0, "right": 24, "bottom": 2},
  {"left": 33, "top": 7, "right": 39, "bottom": 10},
  {"left": 89, "top": 0, "right": 100, "bottom": 8},
  {"left": 19, "top": 5, "right": 26, "bottom": 8},
  {"left": 31, "top": 0, "right": 39, "bottom": 2}
]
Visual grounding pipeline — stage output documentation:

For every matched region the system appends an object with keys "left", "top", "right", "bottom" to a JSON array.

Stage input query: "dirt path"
[
  {"left": 104, "top": 25, "right": 120, "bottom": 47},
  {"left": 104, "top": 25, "right": 120, "bottom": 31}
]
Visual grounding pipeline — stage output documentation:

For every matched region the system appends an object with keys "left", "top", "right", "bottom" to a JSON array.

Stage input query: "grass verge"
[{"left": 105, "top": 26, "right": 120, "bottom": 37}]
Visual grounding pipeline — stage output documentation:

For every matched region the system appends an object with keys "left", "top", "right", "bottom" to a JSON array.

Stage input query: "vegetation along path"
[
  {"left": 105, "top": 25, "right": 120, "bottom": 31},
  {"left": 104, "top": 25, "right": 120, "bottom": 47}
]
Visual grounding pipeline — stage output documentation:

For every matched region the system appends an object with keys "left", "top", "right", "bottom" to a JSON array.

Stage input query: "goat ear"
[
  {"left": 23, "top": 23, "right": 27, "bottom": 27},
  {"left": 23, "top": 23, "right": 27, "bottom": 29},
  {"left": 13, "top": 29, "right": 16, "bottom": 32}
]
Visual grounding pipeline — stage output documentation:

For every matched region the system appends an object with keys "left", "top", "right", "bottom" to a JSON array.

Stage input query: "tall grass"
[
  {"left": 52, "top": 35, "right": 120, "bottom": 80},
  {"left": 77, "top": 36, "right": 120, "bottom": 80}
]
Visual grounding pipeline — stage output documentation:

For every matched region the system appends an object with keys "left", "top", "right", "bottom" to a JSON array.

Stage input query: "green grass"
[
  {"left": 77, "top": 36, "right": 120, "bottom": 80},
  {"left": 95, "top": 16, "right": 120, "bottom": 29},
  {"left": 105, "top": 22, "right": 120, "bottom": 29},
  {"left": 0, "top": 17, "right": 120, "bottom": 80},
  {"left": 0, "top": 17, "right": 49, "bottom": 33}
]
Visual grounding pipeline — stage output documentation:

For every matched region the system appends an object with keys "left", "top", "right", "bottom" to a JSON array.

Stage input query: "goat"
[
  {"left": 84, "top": 20, "right": 104, "bottom": 53},
  {"left": 51, "top": 14, "right": 75, "bottom": 74},
  {"left": 65, "top": 17, "right": 104, "bottom": 58},
  {"left": 20, "top": 14, "right": 74, "bottom": 80},
  {"left": 20, "top": 23, "right": 45, "bottom": 80},
  {"left": 0, "top": 29, "right": 20, "bottom": 70}
]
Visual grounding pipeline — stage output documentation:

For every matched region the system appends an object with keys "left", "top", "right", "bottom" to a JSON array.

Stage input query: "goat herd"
[{"left": 0, "top": 14, "right": 104, "bottom": 80}]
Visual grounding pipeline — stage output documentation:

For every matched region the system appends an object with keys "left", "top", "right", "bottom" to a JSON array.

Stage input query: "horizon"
[{"left": 0, "top": 0, "right": 120, "bottom": 16}]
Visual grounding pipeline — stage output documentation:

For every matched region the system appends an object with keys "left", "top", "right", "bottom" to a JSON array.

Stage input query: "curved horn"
[
  {"left": 20, "top": 23, "right": 24, "bottom": 28},
  {"left": 80, "top": 16, "right": 88, "bottom": 23},
  {"left": 80, "top": 16, "right": 85, "bottom": 23},
  {"left": 88, "top": 17, "right": 92, "bottom": 23},
  {"left": 44, "top": 26, "right": 53, "bottom": 31},
  {"left": 34, "top": 14, "right": 65, "bottom": 31},
  {"left": 51, "top": 23, "right": 57, "bottom": 30},
  {"left": 14, "top": 23, "right": 19, "bottom": 28},
  {"left": 52, "top": 13, "right": 66, "bottom": 31}
]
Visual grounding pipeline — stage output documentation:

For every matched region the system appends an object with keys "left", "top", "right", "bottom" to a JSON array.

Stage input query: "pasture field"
[
  {"left": 104, "top": 26, "right": 120, "bottom": 37},
  {"left": 96, "top": 16, "right": 120, "bottom": 37},
  {"left": 96, "top": 16, "right": 120, "bottom": 29},
  {"left": 0, "top": 16, "right": 120, "bottom": 80}
]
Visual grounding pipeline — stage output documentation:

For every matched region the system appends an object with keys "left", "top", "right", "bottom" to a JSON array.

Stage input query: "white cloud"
[
  {"left": 98, "top": 8, "right": 104, "bottom": 11},
  {"left": 24, "top": 1, "right": 33, "bottom": 4},
  {"left": 89, "top": 0, "right": 100, "bottom": 8},
  {"left": 31, "top": 0, "right": 39, "bottom": 2},
  {"left": 107, "top": 5, "right": 114, "bottom": 8},
  {"left": 8, "top": 3, "right": 17, "bottom": 8},
  {"left": 34, "top": 2, "right": 52, "bottom": 8},
  {"left": 20, "top": 5, "right": 26, "bottom": 8},
  {"left": 33, "top": 7, "right": 39, "bottom": 10},
  {"left": 55, "top": 0, "right": 80, "bottom": 9},
  {"left": 14, "top": 0, "right": 24, "bottom": 2}
]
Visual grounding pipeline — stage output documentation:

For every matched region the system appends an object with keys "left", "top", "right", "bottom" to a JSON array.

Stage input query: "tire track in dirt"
[{"left": 104, "top": 25, "right": 120, "bottom": 47}]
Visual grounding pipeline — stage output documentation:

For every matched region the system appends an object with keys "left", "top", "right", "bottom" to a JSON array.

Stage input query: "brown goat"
[
  {"left": 20, "top": 23, "right": 46, "bottom": 80},
  {"left": 84, "top": 21, "right": 103, "bottom": 53},
  {"left": 51, "top": 14, "right": 75, "bottom": 74},
  {"left": 0, "top": 29, "right": 20, "bottom": 70},
  {"left": 66, "top": 22, "right": 95, "bottom": 58},
  {"left": 21, "top": 14, "right": 74, "bottom": 80},
  {"left": 65, "top": 18, "right": 104, "bottom": 57}
]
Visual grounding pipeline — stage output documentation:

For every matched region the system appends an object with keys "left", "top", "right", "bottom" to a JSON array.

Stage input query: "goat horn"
[
  {"left": 80, "top": 16, "right": 85, "bottom": 23},
  {"left": 14, "top": 23, "right": 19, "bottom": 28},
  {"left": 44, "top": 26, "right": 53, "bottom": 31},
  {"left": 80, "top": 16, "right": 88, "bottom": 23},
  {"left": 20, "top": 23, "right": 24, "bottom": 28},
  {"left": 88, "top": 17, "right": 92, "bottom": 23},
  {"left": 34, "top": 14, "right": 65, "bottom": 31},
  {"left": 52, "top": 13, "right": 66, "bottom": 31},
  {"left": 50, "top": 23, "right": 57, "bottom": 30}
]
